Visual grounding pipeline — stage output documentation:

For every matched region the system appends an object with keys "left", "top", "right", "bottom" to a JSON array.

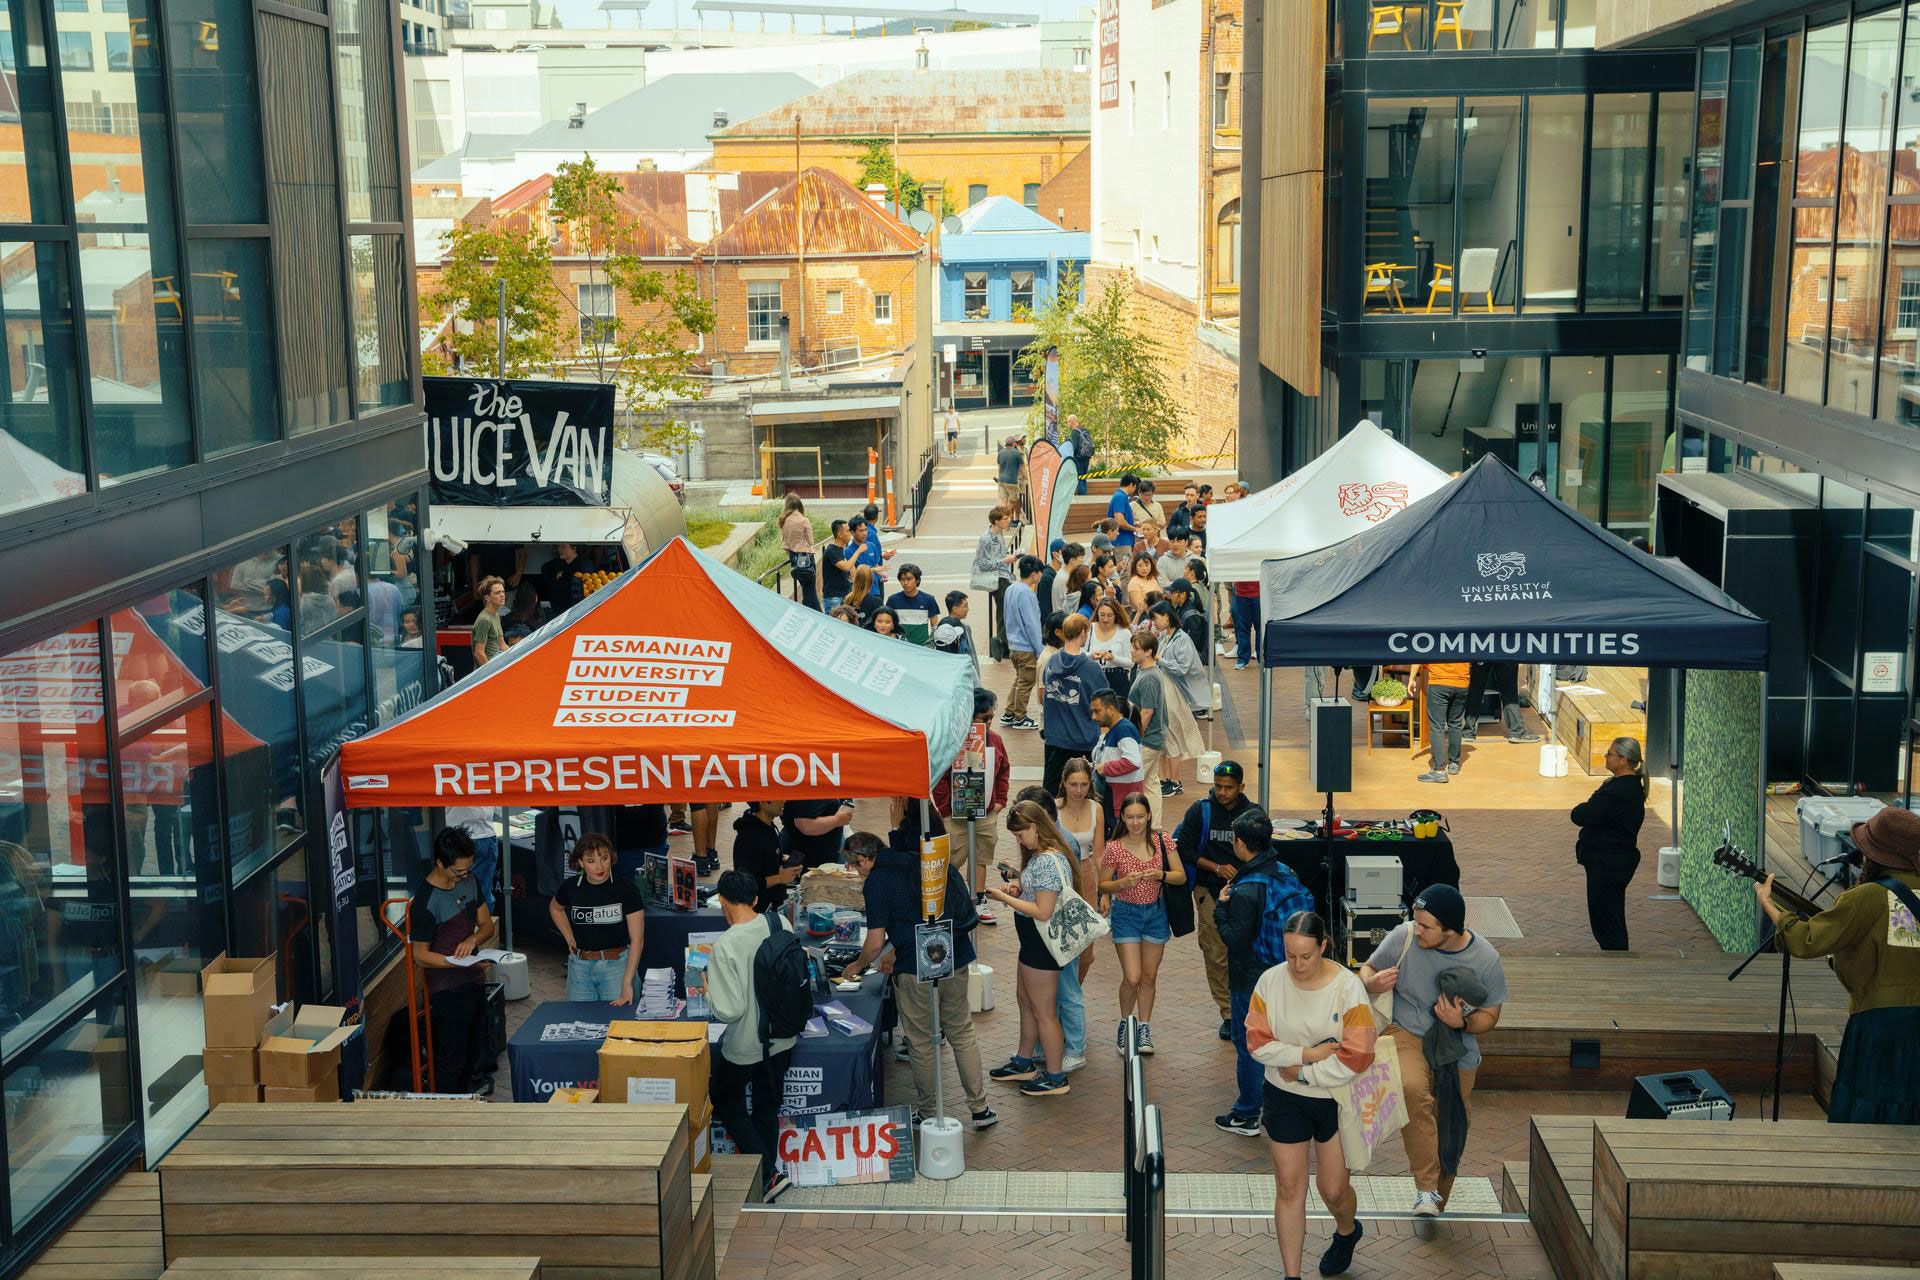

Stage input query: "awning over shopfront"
[
  {"left": 1259, "top": 456, "right": 1770, "bottom": 670},
  {"left": 1208, "top": 421, "right": 1450, "bottom": 583},
  {"left": 339, "top": 537, "right": 974, "bottom": 808}
]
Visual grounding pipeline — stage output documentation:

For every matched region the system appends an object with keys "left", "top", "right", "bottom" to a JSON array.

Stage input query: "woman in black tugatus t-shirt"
[{"left": 549, "top": 832, "right": 646, "bottom": 1005}]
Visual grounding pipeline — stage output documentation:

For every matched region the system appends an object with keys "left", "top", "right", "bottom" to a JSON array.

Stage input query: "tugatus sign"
[{"left": 427, "top": 376, "right": 615, "bottom": 508}]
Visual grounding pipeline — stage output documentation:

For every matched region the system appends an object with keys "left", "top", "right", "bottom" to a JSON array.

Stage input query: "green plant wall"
[{"left": 1679, "top": 669, "right": 1763, "bottom": 952}]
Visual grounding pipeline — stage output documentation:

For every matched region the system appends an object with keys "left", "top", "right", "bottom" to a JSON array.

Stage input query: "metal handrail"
[{"left": 1120, "top": 1014, "right": 1163, "bottom": 1277}]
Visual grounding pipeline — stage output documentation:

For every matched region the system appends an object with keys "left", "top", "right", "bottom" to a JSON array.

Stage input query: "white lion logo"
[
  {"left": 1476, "top": 552, "right": 1528, "bottom": 581},
  {"left": 1337, "top": 481, "right": 1410, "bottom": 523}
]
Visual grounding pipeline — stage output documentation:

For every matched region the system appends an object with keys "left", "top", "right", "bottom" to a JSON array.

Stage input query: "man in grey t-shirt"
[{"left": 1360, "top": 884, "right": 1506, "bottom": 1218}]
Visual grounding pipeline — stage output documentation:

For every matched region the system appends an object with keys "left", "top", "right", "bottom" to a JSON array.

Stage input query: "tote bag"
[
  {"left": 1037, "top": 851, "right": 1111, "bottom": 966},
  {"left": 1155, "top": 833, "right": 1196, "bottom": 938},
  {"left": 1335, "top": 1031, "right": 1408, "bottom": 1173}
]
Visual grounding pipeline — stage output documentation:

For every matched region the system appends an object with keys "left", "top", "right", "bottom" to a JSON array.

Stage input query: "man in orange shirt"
[{"left": 1419, "top": 662, "right": 1473, "bottom": 783}]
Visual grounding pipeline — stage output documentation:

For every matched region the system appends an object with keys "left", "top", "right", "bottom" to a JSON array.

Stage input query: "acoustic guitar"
[{"left": 1710, "top": 845, "right": 1827, "bottom": 918}]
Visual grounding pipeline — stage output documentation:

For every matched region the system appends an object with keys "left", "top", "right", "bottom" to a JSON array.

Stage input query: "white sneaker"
[
  {"left": 1061, "top": 1053, "right": 1087, "bottom": 1073},
  {"left": 1413, "top": 1190, "right": 1444, "bottom": 1217}
]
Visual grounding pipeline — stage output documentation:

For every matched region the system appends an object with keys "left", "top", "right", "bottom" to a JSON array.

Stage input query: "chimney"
[
  {"left": 713, "top": 107, "right": 729, "bottom": 129},
  {"left": 567, "top": 101, "right": 586, "bottom": 128},
  {"left": 865, "top": 182, "right": 889, "bottom": 207},
  {"left": 915, "top": 37, "right": 929, "bottom": 70},
  {"left": 777, "top": 314, "right": 792, "bottom": 391}
]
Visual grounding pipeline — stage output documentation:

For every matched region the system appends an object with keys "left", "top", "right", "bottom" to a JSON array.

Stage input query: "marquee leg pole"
[
  {"left": 921, "top": 796, "right": 945, "bottom": 1125},
  {"left": 498, "top": 805, "right": 511, "bottom": 952},
  {"left": 1258, "top": 666, "right": 1273, "bottom": 812}
]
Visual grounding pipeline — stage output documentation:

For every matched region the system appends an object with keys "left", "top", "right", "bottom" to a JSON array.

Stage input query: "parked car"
[{"left": 639, "top": 452, "right": 685, "bottom": 502}]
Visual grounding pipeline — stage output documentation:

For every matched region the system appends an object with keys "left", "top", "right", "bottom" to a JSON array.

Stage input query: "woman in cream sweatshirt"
[{"left": 1243, "top": 911, "right": 1376, "bottom": 1280}]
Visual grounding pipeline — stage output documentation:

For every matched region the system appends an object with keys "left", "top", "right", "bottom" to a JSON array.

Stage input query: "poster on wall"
[
  {"left": 1098, "top": 0, "right": 1120, "bottom": 109},
  {"left": 777, "top": 1106, "right": 916, "bottom": 1187},
  {"left": 426, "top": 376, "right": 615, "bottom": 509}
]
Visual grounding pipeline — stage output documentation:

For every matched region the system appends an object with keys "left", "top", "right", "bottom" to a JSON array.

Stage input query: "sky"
[{"left": 549, "top": 0, "right": 1087, "bottom": 34}]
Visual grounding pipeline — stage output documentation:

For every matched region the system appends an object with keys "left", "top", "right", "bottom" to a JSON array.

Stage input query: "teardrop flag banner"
[
  {"left": 1026, "top": 438, "right": 1064, "bottom": 557},
  {"left": 1049, "top": 456, "right": 1079, "bottom": 557}
]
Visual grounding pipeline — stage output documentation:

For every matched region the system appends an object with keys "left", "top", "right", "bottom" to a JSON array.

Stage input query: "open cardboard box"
[
  {"left": 257, "top": 1005, "right": 356, "bottom": 1089},
  {"left": 597, "top": 1020, "right": 709, "bottom": 1111},
  {"left": 201, "top": 953, "right": 276, "bottom": 1048}
]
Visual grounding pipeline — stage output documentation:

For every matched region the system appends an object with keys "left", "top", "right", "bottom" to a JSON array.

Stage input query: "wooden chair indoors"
[
  {"left": 1368, "top": 3, "right": 1414, "bottom": 50},
  {"left": 1427, "top": 246, "right": 1500, "bottom": 313},
  {"left": 1433, "top": 0, "right": 1484, "bottom": 49}
]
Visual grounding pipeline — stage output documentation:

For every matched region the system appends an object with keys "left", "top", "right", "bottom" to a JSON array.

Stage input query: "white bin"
[
  {"left": 967, "top": 962, "right": 994, "bottom": 1013},
  {"left": 1796, "top": 797, "right": 1885, "bottom": 867}
]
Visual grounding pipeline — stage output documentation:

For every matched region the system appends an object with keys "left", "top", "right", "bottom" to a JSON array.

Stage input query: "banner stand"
[{"left": 918, "top": 796, "right": 965, "bottom": 1179}]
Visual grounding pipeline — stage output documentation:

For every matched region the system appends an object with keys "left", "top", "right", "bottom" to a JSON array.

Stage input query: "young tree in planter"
[
  {"left": 1018, "top": 267, "right": 1181, "bottom": 472},
  {"left": 420, "top": 220, "right": 562, "bottom": 378},
  {"left": 548, "top": 157, "right": 716, "bottom": 454}
]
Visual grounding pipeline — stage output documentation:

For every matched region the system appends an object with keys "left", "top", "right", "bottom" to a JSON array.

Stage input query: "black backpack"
[{"left": 752, "top": 910, "right": 814, "bottom": 1050}]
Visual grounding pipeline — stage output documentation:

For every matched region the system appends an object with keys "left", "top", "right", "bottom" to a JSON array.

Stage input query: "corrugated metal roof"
[
  {"left": 482, "top": 173, "right": 700, "bottom": 258},
  {"left": 713, "top": 69, "right": 1088, "bottom": 138},
  {"left": 413, "top": 147, "right": 466, "bottom": 182},
  {"left": 702, "top": 167, "right": 921, "bottom": 258},
  {"left": 514, "top": 73, "right": 816, "bottom": 154},
  {"left": 956, "top": 195, "right": 1061, "bottom": 234},
  {"left": 938, "top": 231, "right": 1086, "bottom": 263},
  {"left": 618, "top": 171, "right": 786, "bottom": 240}
]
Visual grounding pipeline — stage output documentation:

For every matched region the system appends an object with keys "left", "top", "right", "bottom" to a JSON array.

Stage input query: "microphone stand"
[{"left": 1727, "top": 850, "right": 1848, "bottom": 1121}]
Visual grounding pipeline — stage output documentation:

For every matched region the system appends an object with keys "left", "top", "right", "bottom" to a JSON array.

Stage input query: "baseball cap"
[{"left": 1049, "top": 537, "right": 1067, "bottom": 554}]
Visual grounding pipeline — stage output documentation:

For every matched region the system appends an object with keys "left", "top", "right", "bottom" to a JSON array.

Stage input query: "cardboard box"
[
  {"left": 201, "top": 953, "right": 277, "bottom": 1048},
  {"left": 691, "top": 1100, "right": 713, "bottom": 1174},
  {"left": 257, "top": 1005, "right": 355, "bottom": 1089},
  {"left": 149, "top": 956, "right": 204, "bottom": 997},
  {"left": 207, "top": 1084, "right": 261, "bottom": 1107},
  {"left": 597, "top": 1020, "right": 710, "bottom": 1112},
  {"left": 548, "top": 1087, "right": 599, "bottom": 1105},
  {"left": 263, "top": 1078, "right": 340, "bottom": 1103},
  {"left": 203, "top": 1046, "right": 258, "bottom": 1087}
]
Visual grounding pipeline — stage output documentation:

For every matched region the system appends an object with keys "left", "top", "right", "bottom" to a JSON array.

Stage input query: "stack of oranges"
[{"left": 580, "top": 569, "right": 619, "bottom": 596}]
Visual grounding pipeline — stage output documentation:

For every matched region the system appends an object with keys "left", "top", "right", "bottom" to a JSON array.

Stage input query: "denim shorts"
[{"left": 1108, "top": 896, "right": 1170, "bottom": 945}]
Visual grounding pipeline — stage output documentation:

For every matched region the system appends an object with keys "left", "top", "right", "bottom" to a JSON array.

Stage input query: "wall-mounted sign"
[
  {"left": 1862, "top": 651, "right": 1904, "bottom": 694},
  {"left": 427, "top": 376, "right": 615, "bottom": 509},
  {"left": 1098, "top": 0, "right": 1120, "bottom": 110}
]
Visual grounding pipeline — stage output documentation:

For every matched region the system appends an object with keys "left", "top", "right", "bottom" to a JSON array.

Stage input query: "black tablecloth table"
[
  {"left": 506, "top": 975, "right": 888, "bottom": 1112},
  {"left": 636, "top": 905, "right": 728, "bottom": 993},
  {"left": 1271, "top": 831, "right": 1461, "bottom": 922}
]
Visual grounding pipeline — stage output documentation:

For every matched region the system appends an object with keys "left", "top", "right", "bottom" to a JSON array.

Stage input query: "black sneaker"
[
  {"left": 668, "top": 819, "right": 693, "bottom": 835},
  {"left": 764, "top": 1172, "right": 793, "bottom": 1203},
  {"left": 1218, "top": 1018, "right": 1232, "bottom": 1041},
  {"left": 1020, "top": 1071, "right": 1070, "bottom": 1096},
  {"left": 1136, "top": 1023, "right": 1155, "bottom": 1055},
  {"left": 990, "top": 1056, "right": 1039, "bottom": 1082},
  {"left": 1215, "top": 1112, "right": 1260, "bottom": 1137},
  {"left": 1318, "top": 1221, "right": 1363, "bottom": 1275},
  {"left": 1005, "top": 715, "right": 1038, "bottom": 730},
  {"left": 971, "top": 1107, "right": 999, "bottom": 1130}
]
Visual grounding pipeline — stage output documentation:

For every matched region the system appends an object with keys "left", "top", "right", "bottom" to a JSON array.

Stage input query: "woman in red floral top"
[{"left": 1096, "top": 791, "right": 1186, "bottom": 1057}]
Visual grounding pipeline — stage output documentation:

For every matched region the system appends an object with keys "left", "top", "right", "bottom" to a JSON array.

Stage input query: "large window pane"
[
  {"left": 366, "top": 502, "right": 426, "bottom": 724},
  {"left": 1408, "top": 355, "right": 1538, "bottom": 475},
  {"left": 1650, "top": 92, "right": 1693, "bottom": 310},
  {"left": 232, "top": 846, "right": 316, "bottom": 1005},
  {"left": 191, "top": 239, "right": 279, "bottom": 455},
  {"left": 1502, "top": 0, "right": 1552, "bottom": 50},
  {"left": 350, "top": 234, "right": 409, "bottom": 413},
  {"left": 1687, "top": 48, "right": 1730, "bottom": 370},
  {"left": 121, "top": 701, "right": 225, "bottom": 1160},
  {"left": 1561, "top": 0, "right": 1595, "bottom": 49},
  {"left": 302, "top": 617, "right": 368, "bottom": 789},
  {"left": 1605, "top": 355, "right": 1671, "bottom": 537},
  {"left": 1363, "top": 97, "right": 1455, "bottom": 314},
  {"left": 1549, "top": 356, "right": 1604, "bottom": 519},
  {"left": 1523, "top": 95, "right": 1584, "bottom": 311},
  {"left": 1796, "top": 22, "right": 1850, "bottom": 199},
  {"left": 53, "top": 0, "right": 170, "bottom": 225},
  {"left": 1881, "top": 11, "right": 1920, "bottom": 427},
  {"left": 1786, "top": 206, "right": 1834, "bottom": 403},
  {"left": 1432, "top": 0, "right": 1491, "bottom": 50},
  {"left": 1746, "top": 36, "right": 1800, "bottom": 391},
  {"left": 109, "top": 591, "right": 209, "bottom": 738},
  {"left": 1585, "top": 94, "right": 1651, "bottom": 311},
  {"left": 6, "top": 995, "right": 134, "bottom": 1230},
  {"left": 1, "top": 0, "right": 65, "bottom": 224},
  {"left": 336, "top": 0, "right": 402, "bottom": 223},
  {"left": 209, "top": 582, "right": 303, "bottom": 885},
  {"left": 1829, "top": 8, "right": 1901, "bottom": 416},
  {"left": 296, "top": 521, "right": 358, "bottom": 636},
  {"left": 1460, "top": 97, "right": 1520, "bottom": 313},
  {"left": 0, "top": 242, "right": 87, "bottom": 514},
  {"left": 0, "top": 626, "right": 120, "bottom": 1059},
  {"left": 81, "top": 232, "right": 194, "bottom": 485},
  {"left": 168, "top": 0, "right": 267, "bottom": 223}
]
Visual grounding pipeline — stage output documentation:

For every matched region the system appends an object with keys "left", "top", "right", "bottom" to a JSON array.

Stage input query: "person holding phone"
[
  {"left": 781, "top": 797, "right": 855, "bottom": 868},
  {"left": 984, "top": 800, "right": 1078, "bottom": 1097},
  {"left": 549, "top": 832, "right": 644, "bottom": 1005},
  {"left": 1097, "top": 790, "right": 1186, "bottom": 1057}
]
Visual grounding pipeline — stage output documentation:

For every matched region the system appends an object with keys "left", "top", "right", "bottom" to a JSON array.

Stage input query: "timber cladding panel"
[
  {"left": 1255, "top": 0, "right": 1323, "bottom": 396},
  {"left": 158, "top": 1103, "right": 695, "bottom": 1280}
]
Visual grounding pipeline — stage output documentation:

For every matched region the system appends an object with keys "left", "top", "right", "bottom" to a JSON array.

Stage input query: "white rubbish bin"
[
  {"left": 494, "top": 952, "right": 531, "bottom": 1001},
  {"left": 967, "top": 962, "right": 994, "bottom": 1013}
]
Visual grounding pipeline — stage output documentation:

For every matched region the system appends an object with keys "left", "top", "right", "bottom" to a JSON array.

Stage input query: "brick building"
[{"left": 706, "top": 70, "right": 1089, "bottom": 221}]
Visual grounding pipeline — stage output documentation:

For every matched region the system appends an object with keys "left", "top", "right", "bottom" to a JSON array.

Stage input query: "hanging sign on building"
[
  {"left": 1098, "top": 0, "right": 1120, "bottom": 110},
  {"left": 427, "top": 376, "right": 615, "bottom": 509}
]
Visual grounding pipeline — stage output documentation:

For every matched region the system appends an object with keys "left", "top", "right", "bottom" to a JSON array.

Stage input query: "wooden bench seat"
[
  {"left": 1500, "top": 1160, "right": 1529, "bottom": 1214},
  {"left": 1774, "top": 1268, "right": 1920, "bottom": 1280},
  {"left": 1528, "top": 1116, "right": 1599, "bottom": 1280},
  {"left": 709, "top": 1154, "right": 763, "bottom": 1273},
  {"left": 159, "top": 1103, "right": 694, "bottom": 1280},
  {"left": 163, "top": 1260, "right": 540, "bottom": 1278},
  {"left": 1552, "top": 666, "right": 1646, "bottom": 776}
]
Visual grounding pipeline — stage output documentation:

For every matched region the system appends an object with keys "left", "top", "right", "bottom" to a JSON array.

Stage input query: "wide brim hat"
[{"left": 1851, "top": 807, "right": 1920, "bottom": 874}]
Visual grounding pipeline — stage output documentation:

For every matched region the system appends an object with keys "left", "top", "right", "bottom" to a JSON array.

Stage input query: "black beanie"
[{"left": 1412, "top": 883, "right": 1467, "bottom": 935}]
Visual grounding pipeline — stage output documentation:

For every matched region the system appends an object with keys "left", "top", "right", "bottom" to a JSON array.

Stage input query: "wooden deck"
[
  {"left": 1775, "top": 1268, "right": 1920, "bottom": 1280},
  {"left": 18, "top": 1170, "right": 161, "bottom": 1280},
  {"left": 1482, "top": 953, "right": 1849, "bottom": 1092},
  {"left": 1542, "top": 666, "right": 1648, "bottom": 777}
]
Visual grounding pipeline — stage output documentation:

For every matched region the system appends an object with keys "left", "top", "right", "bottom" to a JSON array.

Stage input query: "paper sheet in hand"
[{"left": 443, "top": 948, "right": 510, "bottom": 967}]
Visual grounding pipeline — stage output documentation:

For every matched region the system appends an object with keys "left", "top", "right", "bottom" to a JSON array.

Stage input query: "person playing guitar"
[{"left": 1754, "top": 807, "right": 1920, "bottom": 1125}]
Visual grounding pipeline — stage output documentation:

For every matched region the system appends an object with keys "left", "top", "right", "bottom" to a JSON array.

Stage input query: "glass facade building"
[
  {"left": 1644, "top": 0, "right": 1920, "bottom": 798},
  {"left": 0, "top": 0, "right": 424, "bottom": 1267},
  {"left": 1260, "top": 0, "right": 1695, "bottom": 543}
]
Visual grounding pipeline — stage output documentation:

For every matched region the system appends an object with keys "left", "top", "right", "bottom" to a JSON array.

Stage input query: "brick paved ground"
[{"left": 718, "top": 1211, "right": 1556, "bottom": 1279}]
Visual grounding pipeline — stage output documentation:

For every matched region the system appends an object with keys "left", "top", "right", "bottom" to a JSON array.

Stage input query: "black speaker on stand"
[{"left": 1626, "top": 1069, "right": 1734, "bottom": 1120}]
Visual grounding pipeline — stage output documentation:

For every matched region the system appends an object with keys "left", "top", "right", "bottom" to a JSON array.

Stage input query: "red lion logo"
[{"left": 1337, "top": 481, "right": 1409, "bottom": 523}]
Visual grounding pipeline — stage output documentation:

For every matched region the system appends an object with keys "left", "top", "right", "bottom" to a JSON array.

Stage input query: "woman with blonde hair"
[
  {"left": 1125, "top": 552, "right": 1158, "bottom": 614},
  {"left": 844, "top": 564, "right": 880, "bottom": 628},
  {"left": 1571, "top": 735, "right": 1648, "bottom": 951},
  {"left": 985, "top": 800, "right": 1079, "bottom": 1097},
  {"left": 779, "top": 493, "right": 819, "bottom": 610}
]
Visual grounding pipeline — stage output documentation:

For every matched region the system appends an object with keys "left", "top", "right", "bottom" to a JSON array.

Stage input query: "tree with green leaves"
[
  {"left": 547, "top": 157, "right": 715, "bottom": 453},
  {"left": 420, "top": 220, "right": 562, "bottom": 379},
  {"left": 1017, "top": 267, "right": 1182, "bottom": 472},
  {"left": 855, "top": 138, "right": 926, "bottom": 214}
]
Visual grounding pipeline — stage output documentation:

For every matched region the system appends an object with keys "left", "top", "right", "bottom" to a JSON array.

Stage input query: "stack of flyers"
[
  {"left": 539, "top": 1020, "right": 610, "bottom": 1043},
  {"left": 817, "top": 1000, "right": 873, "bottom": 1037},
  {"left": 637, "top": 968, "right": 679, "bottom": 1017},
  {"left": 683, "top": 950, "right": 710, "bottom": 1019},
  {"left": 799, "top": 1016, "right": 829, "bottom": 1039}
]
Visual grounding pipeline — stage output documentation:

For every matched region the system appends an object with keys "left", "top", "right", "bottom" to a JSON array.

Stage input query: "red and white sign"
[
  {"left": 1098, "top": 0, "right": 1120, "bottom": 110},
  {"left": 776, "top": 1107, "right": 914, "bottom": 1187}
]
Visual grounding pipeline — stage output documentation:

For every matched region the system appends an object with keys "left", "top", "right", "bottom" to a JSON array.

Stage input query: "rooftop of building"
[
  {"left": 510, "top": 71, "right": 817, "bottom": 154},
  {"left": 706, "top": 165, "right": 923, "bottom": 256},
  {"left": 711, "top": 68, "right": 1090, "bottom": 138},
  {"left": 938, "top": 194, "right": 1087, "bottom": 262}
]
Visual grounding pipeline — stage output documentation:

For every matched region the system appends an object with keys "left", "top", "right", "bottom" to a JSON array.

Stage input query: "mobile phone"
[{"left": 997, "top": 862, "right": 1018, "bottom": 882}]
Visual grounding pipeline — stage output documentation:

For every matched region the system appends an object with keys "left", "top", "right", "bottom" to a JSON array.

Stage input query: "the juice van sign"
[{"left": 427, "top": 376, "right": 614, "bottom": 508}]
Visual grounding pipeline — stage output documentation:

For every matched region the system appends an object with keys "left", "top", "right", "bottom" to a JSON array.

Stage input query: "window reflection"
[
  {"left": 1880, "top": 7, "right": 1920, "bottom": 427},
  {"left": 0, "top": 0, "right": 65, "bottom": 224},
  {"left": 191, "top": 239, "right": 279, "bottom": 455},
  {"left": 78, "top": 233, "right": 194, "bottom": 484},
  {"left": 1606, "top": 355, "right": 1671, "bottom": 538},
  {"left": 210, "top": 563, "right": 303, "bottom": 884},
  {"left": 1687, "top": 48, "right": 1729, "bottom": 371},
  {"left": 296, "top": 521, "right": 360, "bottom": 637},
  {"left": 349, "top": 234, "right": 409, "bottom": 413},
  {"left": 0, "top": 626, "right": 120, "bottom": 1060},
  {"left": 232, "top": 844, "right": 313, "bottom": 1005},
  {"left": 1549, "top": 357, "right": 1604, "bottom": 519},
  {"left": 1585, "top": 94, "right": 1652, "bottom": 312},
  {"left": 0, "top": 243, "right": 88, "bottom": 514},
  {"left": 1460, "top": 97, "right": 1519, "bottom": 313},
  {"left": 1828, "top": 8, "right": 1901, "bottom": 417},
  {"left": 167, "top": 0, "right": 266, "bottom": 224},
  {"left": 6, "top": 996, "right": 134, "bottom": 1231},
  {"left": 1786, "top": 206, "right": 1835, "bottom": 403},
  {"left": 1650, "top": 93, "right": 1693, "bottom": 310},
  {"left": 1362, "top": 97, "right": 1455, "bottom": 314}
]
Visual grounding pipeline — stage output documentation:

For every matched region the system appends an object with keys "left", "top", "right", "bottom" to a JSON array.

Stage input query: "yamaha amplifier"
[{"left": 1625, "top": 1069, "right": 1735, "bottom": 1121}]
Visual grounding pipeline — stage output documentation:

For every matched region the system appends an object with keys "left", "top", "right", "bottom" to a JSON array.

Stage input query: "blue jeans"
[
  {"left": 823, "top": 595, "right": 844, "bottom": 613},
  {"left": 471, "top": 836, "right": 500, "bottom": 910},
  {"left": 1230, "top": 593, "right": 1260, "bottom": 662},
  {"left": 566, "top": 952, "right": 635, "bottom": 1003},
  {"left": 1031, "top": 956, "right": 1087, "bottom": 1060},
  {"left": 1229, "top": 988, "right": 1262, "bottom": 1118}
]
